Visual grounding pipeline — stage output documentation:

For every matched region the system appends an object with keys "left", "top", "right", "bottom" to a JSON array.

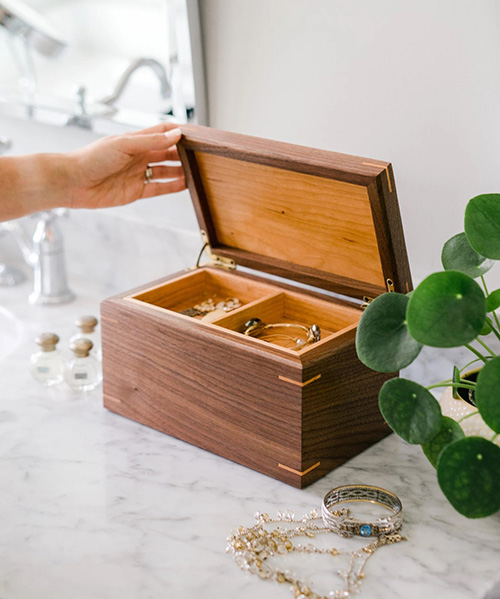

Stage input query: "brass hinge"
[
  {"left": 362, "top": 278, "right": 395, "bottom": 310},
  {"left": 196, "top": 230, "right": 236, "bottom": 271}
]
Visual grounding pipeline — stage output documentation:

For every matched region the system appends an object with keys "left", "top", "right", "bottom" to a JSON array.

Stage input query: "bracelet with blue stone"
[{"left": 321, "top": 484, "right": 403, "bottom": 538}]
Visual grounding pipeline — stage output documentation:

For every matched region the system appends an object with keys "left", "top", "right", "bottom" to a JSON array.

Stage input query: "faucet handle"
[
  {"left": 76, "top": 85, "right": 88, "bottom": 115},
  {"left": 66, "top": 85, "right": 92, "bottom": 129}
]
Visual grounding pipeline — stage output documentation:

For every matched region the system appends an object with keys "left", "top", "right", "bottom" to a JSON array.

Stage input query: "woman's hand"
[
  {"left": 69, "top": 122, "right": 186, "bottom": 209},
  {"left": 0, "top": 122, "right": 186, "bottom": 222}
]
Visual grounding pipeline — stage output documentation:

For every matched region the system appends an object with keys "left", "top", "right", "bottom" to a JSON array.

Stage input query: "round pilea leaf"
[
  {"left": 378, "top": 378, "right": 442, "bottom": 444},
  {"left": 441, "top": 232, "right": 493, "bottom": 278},
  {"left": 356, "top": 293, "right": 422, "bottom": 372},
  {"left": 437, "top": 437, "right": 500, "bottom": 518},
  {"left": 406, "top": 271, "right": 486, "bottom": 347},
  {"left": 486, "top": 289, "right": 500, "bottom": 313},
  {"left": 422, "top": 416, "right": 464, "bottom": 468},
  {"left": 465, "top": 193, "right": 500, "bottom": 259},
  {"left": 475, "top": 356, "right": 500, "bottom": 433}
]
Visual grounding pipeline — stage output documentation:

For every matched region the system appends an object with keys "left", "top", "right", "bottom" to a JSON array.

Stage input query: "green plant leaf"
[
  {"left": 475, "top": 356, "right": 500, "bottom": 433},
  {"left": 356, "top": 294, "right": 422, "bottom": 372},
  {"left": 465, "top": 193, "right": 500, "bottom": 259},
  {"left": 422, "top": 416, "right": 464, "bottom": 468},
  {"left": 378, "top": 378, "right": 442, "bottom": 444},
  {"left": 437, "top": 437, "right": 500, "bottom": 518},
  {"left": 480, "top": 318, "right": 492, "bottom": 336},
  {"left": 441, "top": 232, "right": 493, "bottom": 278},
  {"left": 406, "top": 271, "right": 486, "bottom": 347},
  {"left": 486, "top": 289, "right": 500, "bottom": 313}
]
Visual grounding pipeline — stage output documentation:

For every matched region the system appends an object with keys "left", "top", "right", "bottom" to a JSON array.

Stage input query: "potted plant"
[{"left": 356, "top": 193, "right": 500, "bottom": 519}]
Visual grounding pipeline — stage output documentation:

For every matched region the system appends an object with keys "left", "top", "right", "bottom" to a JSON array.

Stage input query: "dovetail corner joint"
[
  {"left": 278, "top": 374, "right": 322, "bottom": 387},
  {"left": 278, "top": 461, "right": 321, "bottom": 476}
]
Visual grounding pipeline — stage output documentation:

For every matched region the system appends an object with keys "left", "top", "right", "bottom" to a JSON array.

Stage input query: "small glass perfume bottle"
[
  {"left": 70, "top": 315, "right": 102, "bottom": 361},
  {"left": 30, "top": 332, "right": 65, "bottom": 386},
  {"left": 65, "top": 338, "right": 103, "bottom": 392}
]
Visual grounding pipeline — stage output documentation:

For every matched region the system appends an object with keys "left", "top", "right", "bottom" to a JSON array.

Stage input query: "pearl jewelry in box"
[{"left": 100, "top": 125, "right": 412, "bottom": 488}]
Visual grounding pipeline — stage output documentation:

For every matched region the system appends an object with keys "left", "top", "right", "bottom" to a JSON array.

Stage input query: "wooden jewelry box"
[{"left": 100, "top": 125, "right": 412, "bottom": 488}]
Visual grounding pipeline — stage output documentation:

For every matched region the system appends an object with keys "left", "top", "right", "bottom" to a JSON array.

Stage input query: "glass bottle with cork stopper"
[
  {"left": 30, "top": 332, "right": 65, "bottom": 386},
  {"left": 65, "top": 338, "right": 102, "bottom": 392},
  {"left": 70, "top": 315, "right": 101, "bottom": 361}
]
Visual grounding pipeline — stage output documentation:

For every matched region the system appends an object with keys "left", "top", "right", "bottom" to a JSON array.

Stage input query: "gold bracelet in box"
[{"left": 243, "top": 318, "right": 321, "bottom": 350}]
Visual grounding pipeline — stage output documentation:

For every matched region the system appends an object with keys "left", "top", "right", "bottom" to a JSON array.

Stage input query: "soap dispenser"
[
  {"left": 30, "top": 332, "right": 65, "bottom": 386},
  {"left": 65, "top": 338, "right": 102, "bottom": 392}
]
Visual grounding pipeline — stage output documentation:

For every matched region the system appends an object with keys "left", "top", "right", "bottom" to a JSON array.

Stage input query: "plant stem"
[
  {"left": 459, "top": 358, "right": 482, "bottom": 373},
  {"left": 475, "top": 337, "right": 497, "bottom": 357},
  {"left": 486, "top": 319, "right": 500, "bottom": 343},
  {"left": 490, "top": 432, "right": 499, "bottom": 442},
  {"left": 458, "top": 410, "right": 479, "bottom": 423},
  {"left": 481, "top": 275, "right": 500, "bottom": 332},
  {"left": 481, "top": 275, "right": 490, "bottom": 295},
  {"left": 427, "top": 382, "right": 476, "bottom": 390},
  {"left": 465, "top": 344, "right": 489, "bottom": 364}
]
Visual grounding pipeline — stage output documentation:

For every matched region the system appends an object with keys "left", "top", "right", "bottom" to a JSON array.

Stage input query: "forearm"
[{"left": 0, "top": 153, "right": 76, "bottom": 221}]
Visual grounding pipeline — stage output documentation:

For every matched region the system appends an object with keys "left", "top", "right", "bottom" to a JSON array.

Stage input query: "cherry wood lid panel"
[
  {"left": 178, "top": 125, "right": 412, "bottom": 299},
  {"left": 195, "top": 152, "right": 385, "bottom": 289}
]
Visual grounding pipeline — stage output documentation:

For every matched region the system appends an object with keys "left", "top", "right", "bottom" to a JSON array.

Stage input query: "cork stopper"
[
  {"left": 36, "top": 332, "right": 60, "bottom": 352},
  {"left": 70, "top": 338, "right": 93, "bottom": 358},
  {"left": 75, "top": 315, "right": 98, "bottom": 334}
]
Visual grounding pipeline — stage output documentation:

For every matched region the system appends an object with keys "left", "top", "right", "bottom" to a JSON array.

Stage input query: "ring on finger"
[{"left": 144, "top": 165, "right": 154, "bottom": 184}]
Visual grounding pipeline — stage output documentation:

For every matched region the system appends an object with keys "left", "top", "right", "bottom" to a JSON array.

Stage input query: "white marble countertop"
[{"left": 1, "top": 276, "right": 500, "bottom": 599}]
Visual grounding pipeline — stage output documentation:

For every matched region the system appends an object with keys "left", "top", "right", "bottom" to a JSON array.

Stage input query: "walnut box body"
[{"left": 101, "top": 125, "right": 412, "bottom": 488}]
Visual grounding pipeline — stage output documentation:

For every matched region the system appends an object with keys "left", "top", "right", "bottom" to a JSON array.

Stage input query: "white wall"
[{"left": 199, "top": 0, "right": 500, "bottom": 285}]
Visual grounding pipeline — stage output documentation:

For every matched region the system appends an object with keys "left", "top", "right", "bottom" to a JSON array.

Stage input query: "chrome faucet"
[
  {"left": 0, "top": 211, "right": 74, "bottom": 304},
  {"left": 99, "top": 57, "right": 171, "bottom": 109}
]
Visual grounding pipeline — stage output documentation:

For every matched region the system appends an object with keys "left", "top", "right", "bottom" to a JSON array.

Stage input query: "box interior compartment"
[
  {"left": 212, "top": 289, "right": 361, "bottom": 353},
  {"left": 129, "top": 267, "right": 361, "bottom": 354},
  {"left": 130, "top": 268, "right": 279, "bottom": 318}
]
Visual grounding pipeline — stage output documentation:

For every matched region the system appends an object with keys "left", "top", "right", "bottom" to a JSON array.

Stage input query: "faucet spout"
[
  {"left": 29, "top": 211, "right": 74, "bottom": 305},
  {"left": 99, "top": 57, "right": 171, "bottom": 107},
  {"left": 0, "top": 211, "right": 74, "bottom": 304}
]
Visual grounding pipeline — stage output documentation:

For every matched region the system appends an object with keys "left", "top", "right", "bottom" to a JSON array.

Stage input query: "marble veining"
[{"left": 1, "top": 274, "right": 500, "bottom": 599}]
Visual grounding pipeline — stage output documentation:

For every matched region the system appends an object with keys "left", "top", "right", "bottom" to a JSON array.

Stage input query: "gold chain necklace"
[{"left": 226, "top": 509, "right": 406, "bottom": 599}]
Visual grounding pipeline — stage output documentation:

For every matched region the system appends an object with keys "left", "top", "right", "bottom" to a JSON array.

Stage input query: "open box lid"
[{"left": 177, "top": 125, "right": 412, "bottom": 301}]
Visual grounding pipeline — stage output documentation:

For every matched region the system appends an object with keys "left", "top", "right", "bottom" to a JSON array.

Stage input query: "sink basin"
[{"left": 0, "top": 306, "right": 23, "bottom": 360}]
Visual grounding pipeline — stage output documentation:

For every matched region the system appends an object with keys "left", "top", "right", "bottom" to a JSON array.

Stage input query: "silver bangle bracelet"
[{"left": 321, "top": 484, "right": 403, "bottom": 538}]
